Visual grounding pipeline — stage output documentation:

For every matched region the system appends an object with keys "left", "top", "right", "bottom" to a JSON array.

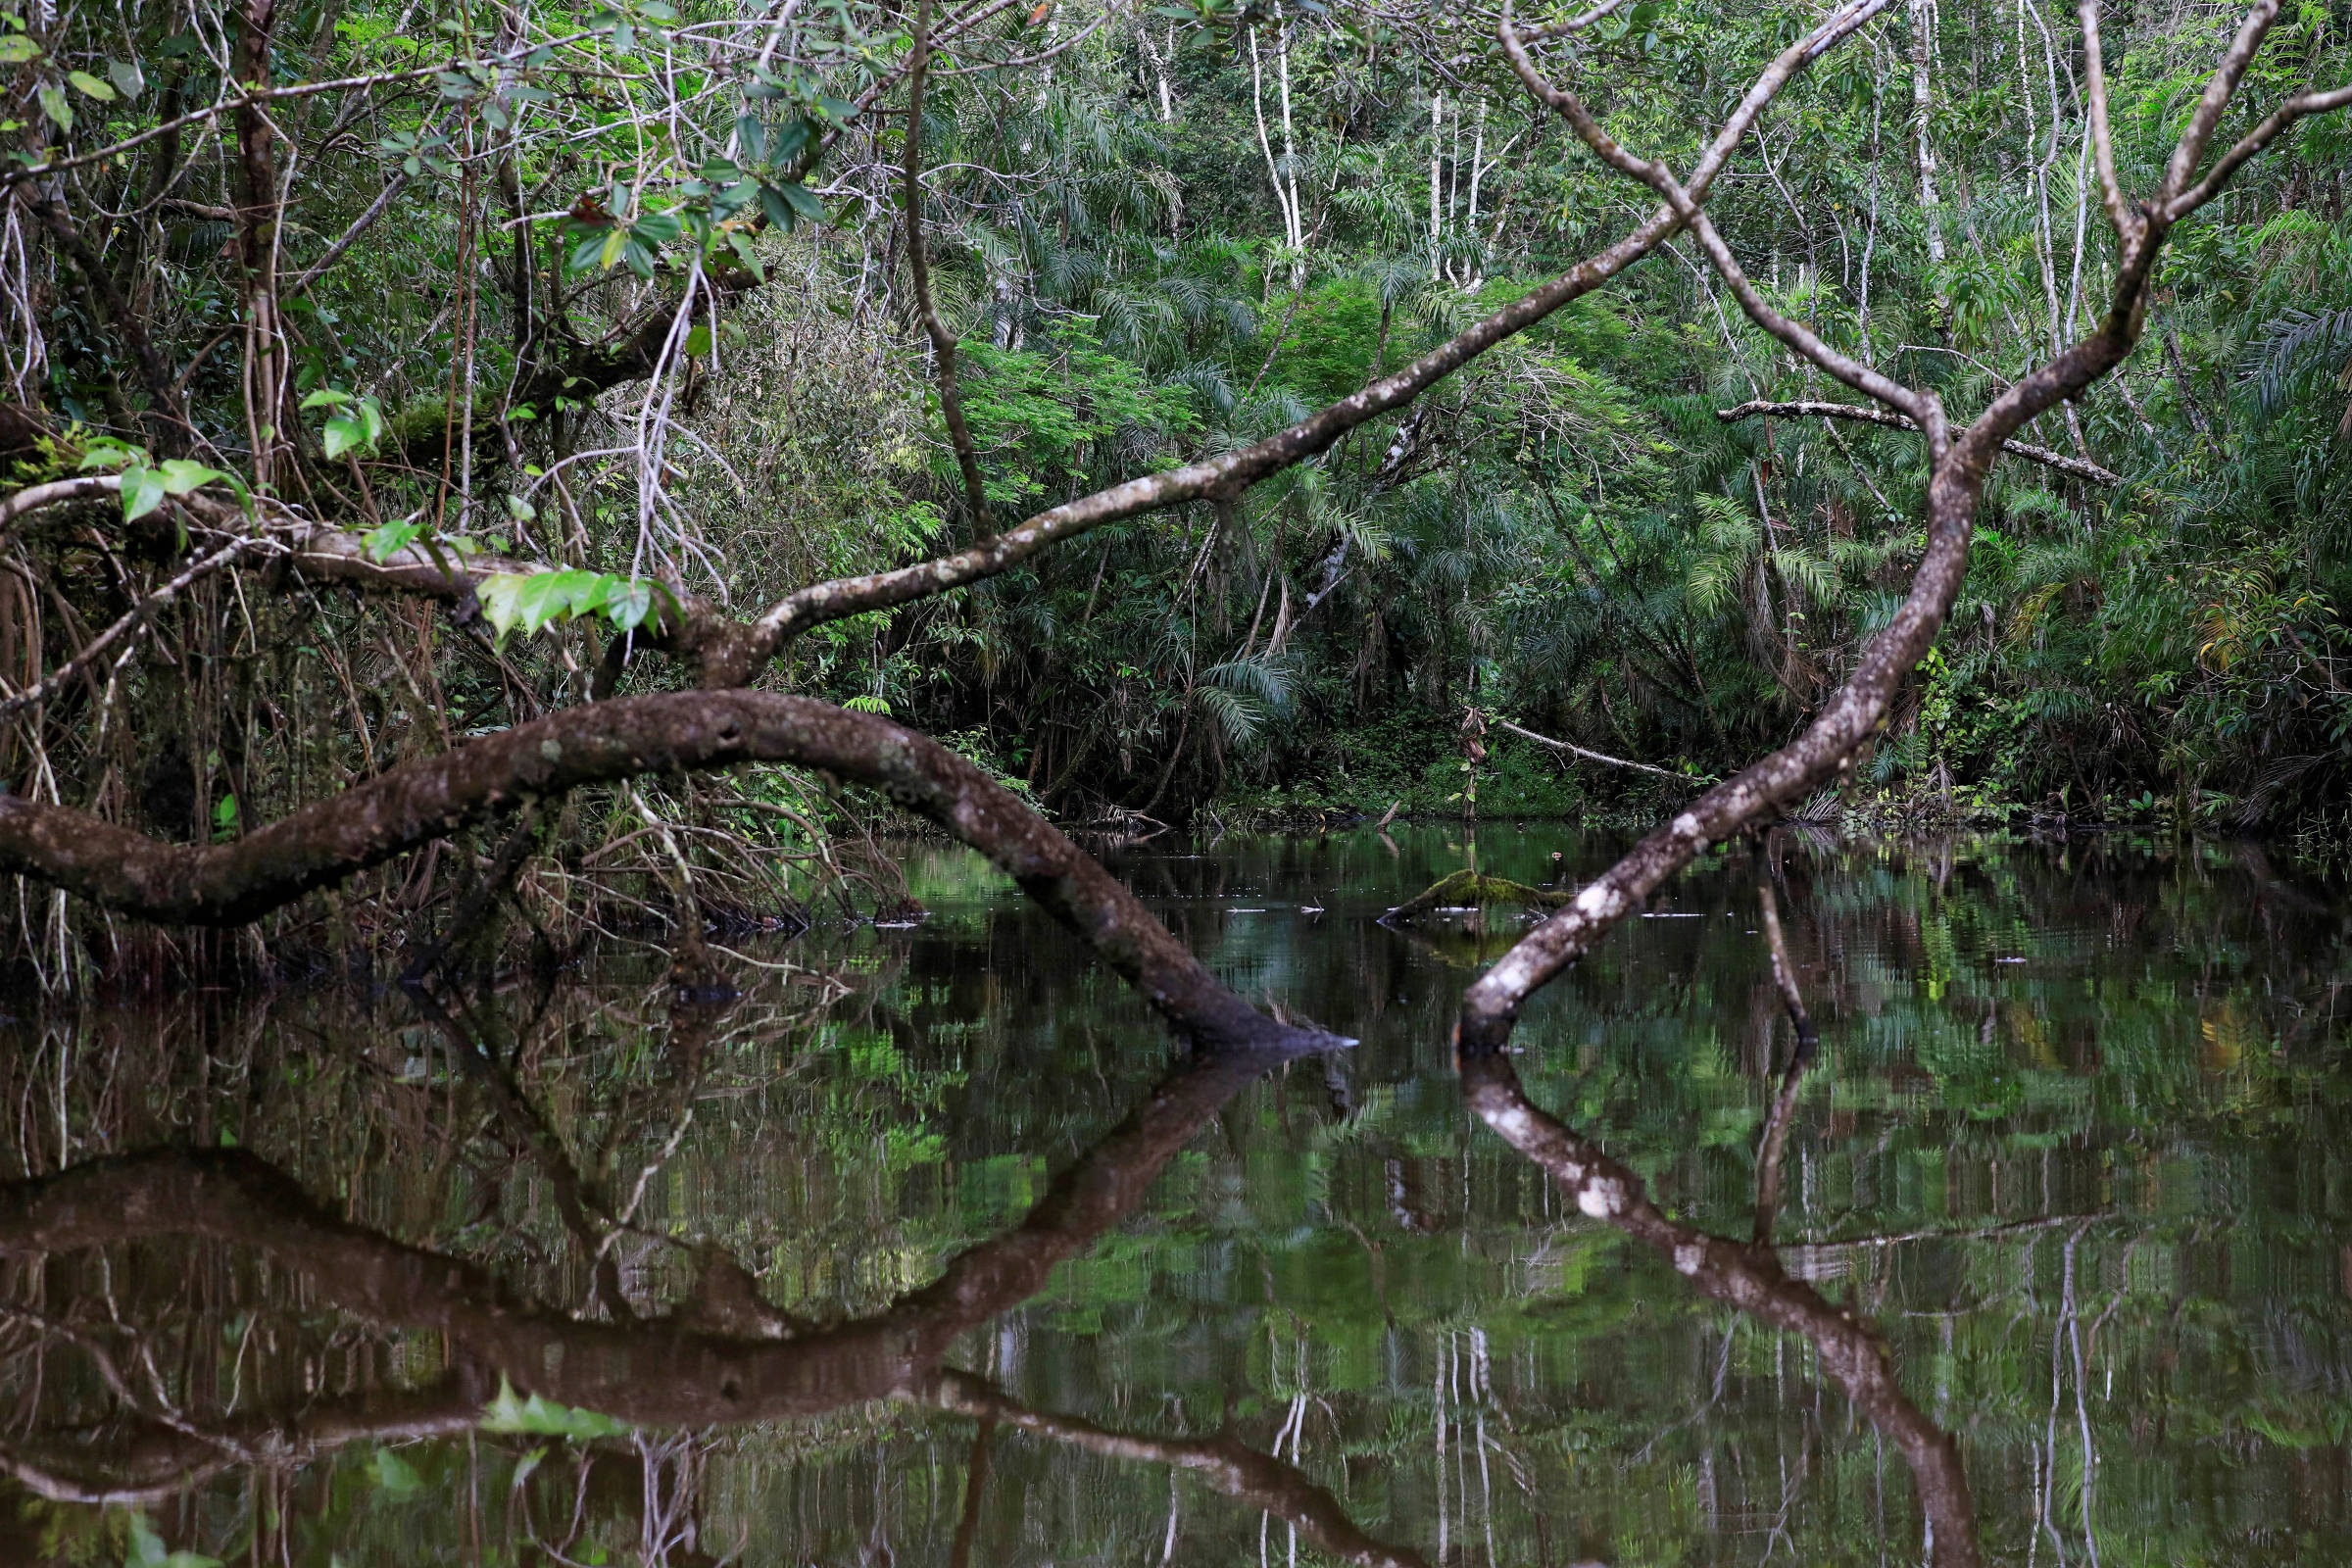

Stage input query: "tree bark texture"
[{"left": 0, "top": 690, "right": 1338, "bottom": 1052}]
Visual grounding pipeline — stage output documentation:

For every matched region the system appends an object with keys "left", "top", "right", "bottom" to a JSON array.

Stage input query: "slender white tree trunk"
[
  {"left": 1274, "top": 9, "right": 1304, "bottom": 281},
  {"left": 1429, "top": 92, "right": 1445, "bottom": 281},
  {"left": 1249, "top": 26, "right": 1301, "bottom": 284},
  {"left": 1136, "top": 22, "right": 1175, "bottom": 122},
  {"left": 1908, "top": 0, "right": 1945, "bottom": 272}
]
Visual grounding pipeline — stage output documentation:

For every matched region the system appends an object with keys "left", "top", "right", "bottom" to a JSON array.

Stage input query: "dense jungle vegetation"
[
  {"left": 0, "top": 0, "right": 2343, "bottom": 973},
  {"left": 0, "top": 6, "right": 2345, "bottom": 1564}
]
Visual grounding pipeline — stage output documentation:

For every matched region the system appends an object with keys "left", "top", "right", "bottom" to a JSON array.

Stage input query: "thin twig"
[{"left": 0, "top": 532, "right": 269, "bottom": 719}]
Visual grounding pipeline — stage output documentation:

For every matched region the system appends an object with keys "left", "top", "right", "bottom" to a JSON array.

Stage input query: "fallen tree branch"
[
  {"left": 1713, "top": 399, "right": 2122, "bottom": 486},
  {"left": 0, "top": 690, "right": 1336, "bottom": 1054},
  {"left": 1494, "top": 717, "right": 1698, "bottom": 782}
]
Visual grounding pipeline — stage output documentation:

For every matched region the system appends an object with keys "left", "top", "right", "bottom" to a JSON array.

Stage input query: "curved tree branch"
[
  {"left": 1446, "top": 14, "right": 2352, "bottom": 1566},
  {"left": 0, "top": 690, "right": 1338, "bottom": 1053}
]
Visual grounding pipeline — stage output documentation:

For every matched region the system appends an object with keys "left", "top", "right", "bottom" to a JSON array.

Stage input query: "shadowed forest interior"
[{"left": 0, "top": 0, "right": 2347, "bottom": 1562}]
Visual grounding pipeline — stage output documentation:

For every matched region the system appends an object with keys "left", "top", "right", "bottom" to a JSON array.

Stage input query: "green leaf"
[
  {"left": 77, "top": 437, "right": 143, "bottom": 470},
  {"left": 732, "top": 114, "right": 765, "bottom": 162},
  {"left": 765, "top": 119, "right": 812, "bottom": 165},
  {"left": 603, "top": 579, "right": 656, "bottom": 632},
  {"left": 368, "top": 1446, "right": 422, "bottom": 1498},
  {"left": 300, "top": 387, "right": 353, "bottom": 410},
  {"left": 0, "top": 37, "right": 40, "bottom": 64},
  {"left": 596, "top": 226, "right": 627, "bottom": 270},
  {"left": 567, "top": 230, "right": 611, "bottom": 274},
  {"left": 107, "top": 57, "right": 144, "bottom": 98},
  {"left": 67, "top": 70, "right": 115, "bottom": 100},
  {"left": 480, "top": 1376, "right": 631, "bottom": 1439},
  {"left": 121, "top": 463, "right": 167, "bottom": 521},
  {"left": 683, "top": 324, "right": 712, "bottom": 358},
  {"left": 157, "top": 459, "right": 226, "bottom": 497},
  {"left": 844, "top": 694, "right": 892, "bottom": 714},
  {"left": 36, "top": 85, "right": 70, "bottom": 131},
  {"left": 630, "top": 211, "right": 682, "bottom": 246},
  {"left": 362, "top": 519, "right": 425, "bottom": 563},
  {"left": 760, "top": 180, "right": 825, "bottom": 230},
  {"left": 124, "top": 1512, "right": 224, "bottom": 1568},
  {"left": 723, "top": 228, "right": 766, "bottom": 282}
]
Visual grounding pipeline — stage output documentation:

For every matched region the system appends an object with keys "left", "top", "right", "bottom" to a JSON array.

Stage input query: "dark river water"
[{"left": 1, "top": 826, "right": 2347, "bottom": 1566}]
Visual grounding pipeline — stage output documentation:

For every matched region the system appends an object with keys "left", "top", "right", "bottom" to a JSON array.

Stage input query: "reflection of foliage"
[{"left": 2, "top": 830, "right": 2348, "bottom": 1564}]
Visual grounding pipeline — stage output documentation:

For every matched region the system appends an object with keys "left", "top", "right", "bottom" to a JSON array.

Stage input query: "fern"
[{"left": 2236, "top": 307, "right": 2352, "bottom": 421}]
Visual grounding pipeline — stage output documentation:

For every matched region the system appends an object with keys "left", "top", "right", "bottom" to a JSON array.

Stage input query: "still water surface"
[{"left": 1, "top": 827, "right": 2347, "bottom": 1565}]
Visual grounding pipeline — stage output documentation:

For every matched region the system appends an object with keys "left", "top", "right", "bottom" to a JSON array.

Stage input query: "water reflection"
[{"left": 0, "top": 827, "right": 2345, "bottom": 1564}]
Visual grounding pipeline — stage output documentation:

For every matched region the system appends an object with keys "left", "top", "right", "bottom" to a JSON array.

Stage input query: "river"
[{"left": 1, "top": 825, "right": 2345, "bottom": 1564}]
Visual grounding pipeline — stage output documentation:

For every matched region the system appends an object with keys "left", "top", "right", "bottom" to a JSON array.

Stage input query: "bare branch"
[
  {"left": 1498, "top": 0, "right": 1943, "bottom": 441},
  {"left": 0, "top": 534, "right": 271, "bottom": 720},
  {"left": 743, "top": 207, "right": 1689, "bottom": 667},
  {"left": 1714, "top": 399, "right": 2121, "bottom": 485},
  {"left": 2077, "top": 0, "right": 2134, "bottom": 244},
  {"left": 2157, "top": 0, "right": 2286, "bottom": 204},
  {"left": 2165, "top": 83, "right": 2352, "bottom": 220},
  {"left": 1494, "top": 716, "right": 1698, "bottom": 781},
  {"left": 0, "top": 474, "right": 120, "bottom": 533}
]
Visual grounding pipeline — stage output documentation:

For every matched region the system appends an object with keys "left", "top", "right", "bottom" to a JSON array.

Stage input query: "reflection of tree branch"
[
  {"left": 922, "top": 1370, "right": 1432, "bottom": 1568},
  {"left": 402, "top": 978, "right": 635, "bottom": 1319},
  {"left": 0, "top": 1043, "right": 1318, "bottom": 1482},
  {"left": 1457, "top": 1053, "right": 1982, "bottom": 1568},
  {"left": 0, "top": 1380, "right": 482, "bottom": 1505},
  {"left": 1751, "top": 869, "right": 1818, "bottom": 1248}
]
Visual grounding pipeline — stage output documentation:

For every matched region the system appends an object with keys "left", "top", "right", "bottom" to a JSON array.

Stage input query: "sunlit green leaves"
[
  {"left": 480, "top": 1376, "right": 632, "bottom": 1439},
  {"left": 475, "top": 567, "right": 668, "bottom": 643},
  {"left": 123, "top": 1512, "right": 222, "bottom": 1568},
  {"left": 120, "top": 459, "right": 232, "bottom": 522},
  {"left": 367, "top": 1446, "right": 422, "bottom": 1497},
  {"left": 361, "top": 519, "right": 427, "bottom": 563},
  {"left": 303, "top": 387, "right": 387, "bottom": 460}
]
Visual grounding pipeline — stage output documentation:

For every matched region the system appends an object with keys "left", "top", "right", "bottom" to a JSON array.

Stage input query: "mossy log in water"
[{"left": 1383, "top": 869, "right": 1569, "bottom": 922}]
